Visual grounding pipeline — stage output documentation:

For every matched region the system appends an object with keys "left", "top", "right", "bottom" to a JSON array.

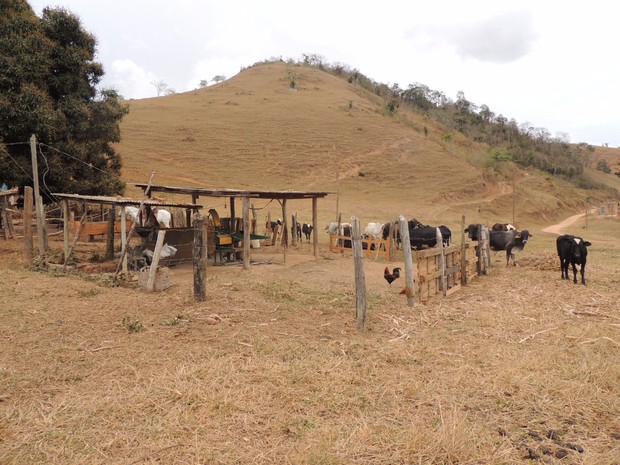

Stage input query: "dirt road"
[{"left": 541, "top": 212, "right": 585, "bottom": 235}]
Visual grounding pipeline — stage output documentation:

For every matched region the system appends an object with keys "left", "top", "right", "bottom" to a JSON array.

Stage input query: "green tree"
[
  {"left": 0, "top": 0, "right": 128, "bottom": 198},
  {"left": 211, "top": 75, "right": 226, "bottom": 84}
]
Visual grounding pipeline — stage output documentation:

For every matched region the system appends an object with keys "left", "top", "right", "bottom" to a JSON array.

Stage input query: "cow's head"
[{"left": 515, "top": 230, "right": 532, "bottom": 244}]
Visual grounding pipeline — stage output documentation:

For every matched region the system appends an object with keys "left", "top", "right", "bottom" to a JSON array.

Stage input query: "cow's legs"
[
  {"left": 571, "top": 261, "right": 578, "bottom": 284},
  {"left": 580, "top": 263, "right": 587, "bottom": 285}
]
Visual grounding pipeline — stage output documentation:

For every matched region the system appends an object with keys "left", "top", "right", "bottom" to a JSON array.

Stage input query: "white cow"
[
  {"left": 125, "top": 206, "right": 172, "bottom": 228},
  {"left": 364, "top": 222, "right": 385, "bottom": 240},
  {"left": 325, "top": 222, "right": 352, "bottom": 234}
]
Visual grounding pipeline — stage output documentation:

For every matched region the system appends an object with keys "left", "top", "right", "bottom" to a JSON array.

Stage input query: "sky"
[{"left": 28, "top": 0, "right": 620, "bottom": 147}]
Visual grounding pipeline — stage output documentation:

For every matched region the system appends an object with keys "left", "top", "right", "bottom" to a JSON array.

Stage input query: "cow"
[
  {"left": 364, "top": 222, "right": 384, "bottom": 240},
  {"left": 325, "top": 222, "right": 352, "bottom": 235},
  {"left": 489, "top": 229, "right": 533, "bottom": 267},
  {"left": 407, "top": 221, "right": 451, "bottom": 250},
  {"left": 381, "top": 220, "right": 402, "bottom": 249},
  {"left": 302, "top": 223, "right": 313, "bottom": 242},
  {"left": 125, "top": 206, "right": 172, "bottom": 228},
  {"left": 492, "top": 223, "right": 517, "bottom": 231},
  {"left": 556, "top": 234, "right": 591, "bottom": 284},
  {"left": 266, "top": 219, "right": 282, "bottom": 232}
]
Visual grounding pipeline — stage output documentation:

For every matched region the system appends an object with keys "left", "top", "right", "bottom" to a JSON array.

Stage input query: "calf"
[
  {"left": 302, "top": 223, "right": 313, "bottom": 242},
  {"left": 556, "top": 234, "right": 591, "bottom": 284},
  {"left": 489, "top": 229, "right": 532, "bottom": 267},
  {"left": 290, "top": 221, "right": 302, "bottom": 241}
]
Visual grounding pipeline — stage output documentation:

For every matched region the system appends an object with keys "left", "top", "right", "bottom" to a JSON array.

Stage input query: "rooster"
[{"left": 384, "top": 266, "right": 401, "bottom": 286}]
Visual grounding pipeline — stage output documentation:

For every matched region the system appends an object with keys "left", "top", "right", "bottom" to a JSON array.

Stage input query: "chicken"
[{"left": 384, "top": 266, "right": 401, "bottom": 285}]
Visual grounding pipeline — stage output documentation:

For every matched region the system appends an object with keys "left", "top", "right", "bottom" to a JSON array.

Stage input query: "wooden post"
[
  {"left": 146, "top": 229, "right": 166, "bottom": 291},
  {"left": 229, "top": 197, "right": 235, "bottom": 229},
  {"left": 291, "top": 213, "right": 297, "bottom": 246},
  {"left": 30, "top": 135, "right": 46, "bottom": 256},
  {"left": 62, "top": 200, "right": 70, "bottom": 263},
  {"left": 312, "top": 197, "right": 319, "bottom": 259},
  {"left": 242, "top": 196, "right": 250, "bottom": 270},
  {"left": 388, "top": 221, "right": 396, "bottom": 261},
  {"left": 460, "top": 215, "right": 467, "bottom": 284},
  {"left": 63, "top": 211, "right": 87, "bottom": 272},
  {"left": 351, "top": 217, "right": 367, "bottom": 331},
  {"left": 476, "top": 224, "right": 484, "bottom": 276},
  {"left": 436, "top": 227, "right": 446, "bottom": 296},
  {"left": 119, "top": 206, "right": 128, "bottom": 275},
  {"left": 251, "top": 204, "right": 257, "bottom": 234},
  {"left": 0, "top": 197, "right": 10, "bottom": 239},
  {"left": 484, "top": 226, "right": 491, "bottom": 272},
  {"left": 23, "top": 186, "right": 33, "bottom": 261},
  {"left": 193, "top": 216, "right": 207, "bottom": 301},
  {"left": 281, "top": 198, "right": 287, "bottom": 263},
  {"left": 106, "top": 206, "right": 115, "bottom": 259},
  {"left": 399, "top": 215, "right": 415, "bottom": 307}
]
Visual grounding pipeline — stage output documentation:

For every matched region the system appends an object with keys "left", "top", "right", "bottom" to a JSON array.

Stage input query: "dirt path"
[{"left": 541, "top": 212, "right": 585, "bottom": 235}]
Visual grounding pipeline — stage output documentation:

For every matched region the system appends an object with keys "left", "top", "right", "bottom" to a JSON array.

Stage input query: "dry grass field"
[{"left": 1, "top": 62, "right": 620, "bottom": 464}]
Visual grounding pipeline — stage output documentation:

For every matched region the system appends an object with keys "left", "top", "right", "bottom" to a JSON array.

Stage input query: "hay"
[{"left": 1, "top": 229, "right": 619, "bottom": 464}]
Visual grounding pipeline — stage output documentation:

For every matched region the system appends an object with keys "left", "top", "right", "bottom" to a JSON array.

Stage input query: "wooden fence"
[
  {"left": 334, "top": 227, "right": 487, "bottom": 303},
  {"left": 329, "top": 233, "right": 392, "bottom": 261}
]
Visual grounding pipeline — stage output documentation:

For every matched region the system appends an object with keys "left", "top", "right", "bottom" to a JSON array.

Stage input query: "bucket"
[{"left": 251, "top": 239, "right": 260, "bottom": 248}]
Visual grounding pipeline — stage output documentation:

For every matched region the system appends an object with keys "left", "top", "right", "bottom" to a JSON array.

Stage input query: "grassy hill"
[{"left": 115, "top": 61, "right": 620, "bottom": 231}]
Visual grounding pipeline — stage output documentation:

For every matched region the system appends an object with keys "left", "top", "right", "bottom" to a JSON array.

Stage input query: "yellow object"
[{"left": 216, "top": 234, "right": 232, "bottom": 245}]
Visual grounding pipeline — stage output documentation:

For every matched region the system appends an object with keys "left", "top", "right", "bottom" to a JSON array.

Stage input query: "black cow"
[
  {"left": 381, "top": 220, "right": 402, "bottom": 249},
  {"left": 556, "top": 234, "right": 591, "bottom": 284},
  {"left": 464, "top": 224, "right": 481, "bottom": 241},
  {"left": 489, "top": 229, "right": 533, "bottom": 267},
  {"left": 302, "top": 223, "right": 313, "bottom": 241},
  {"left": 408, "top": 221, "right": 451, "bottom": 250}
]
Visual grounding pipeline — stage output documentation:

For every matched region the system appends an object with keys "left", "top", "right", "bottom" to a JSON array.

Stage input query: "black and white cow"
[
  {"left": 556, "top": 234, "right": 591, "bottom": 285},
  {"left": 489, "top": 229, "right": 533, "bottom": 267},
  {"left": 491, "top": 223, "right": 517, "bottom": 231},
  {"left": 302, "top": 223, "right": 313, "bottom": 242},
  {"left": 407, "top": 220, "right": 451, "bottom": 250},
  {"left": 290, "top": 221, "right": 302, "bottom": 241}
]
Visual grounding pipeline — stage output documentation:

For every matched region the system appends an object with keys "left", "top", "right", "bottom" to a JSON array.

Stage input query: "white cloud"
[{"left": 106, "top": 59, "right": 159, "bottom": 99}]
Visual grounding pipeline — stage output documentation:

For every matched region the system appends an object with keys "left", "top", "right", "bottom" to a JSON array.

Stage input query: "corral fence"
[{"left": 339, "top": 219, "right": 493, "bottom": 309}]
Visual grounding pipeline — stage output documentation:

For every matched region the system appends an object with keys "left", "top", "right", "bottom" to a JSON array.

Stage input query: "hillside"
[{"left": 115, "top": 61, "right": 619, "bottom": 230}]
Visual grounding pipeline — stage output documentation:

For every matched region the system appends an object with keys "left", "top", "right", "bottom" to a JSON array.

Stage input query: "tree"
[
  {"left": 211, "top": 75, "right": 226, "bottom": 84},
  {"left": 199, "top": 79, "right": 208, "bottom": 88},
  {"left": 0, "top": 1, "right": 128, "bottom": 198},
  {"left": 151, "top": 79, "right": 169, "bottom": 97}
]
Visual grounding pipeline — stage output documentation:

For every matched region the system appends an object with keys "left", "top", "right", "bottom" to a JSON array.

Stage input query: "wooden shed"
[{"left": 134, "top": 184, "right": 331, "bottom": 268}]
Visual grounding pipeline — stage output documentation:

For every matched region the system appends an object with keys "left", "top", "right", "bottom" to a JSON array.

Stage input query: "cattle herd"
[
  {"left": 322, "top": 218, "right": 592, "bottom": 285},
  {"left": 267, "top": 215, "right": 592, "bottom": 285}
]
